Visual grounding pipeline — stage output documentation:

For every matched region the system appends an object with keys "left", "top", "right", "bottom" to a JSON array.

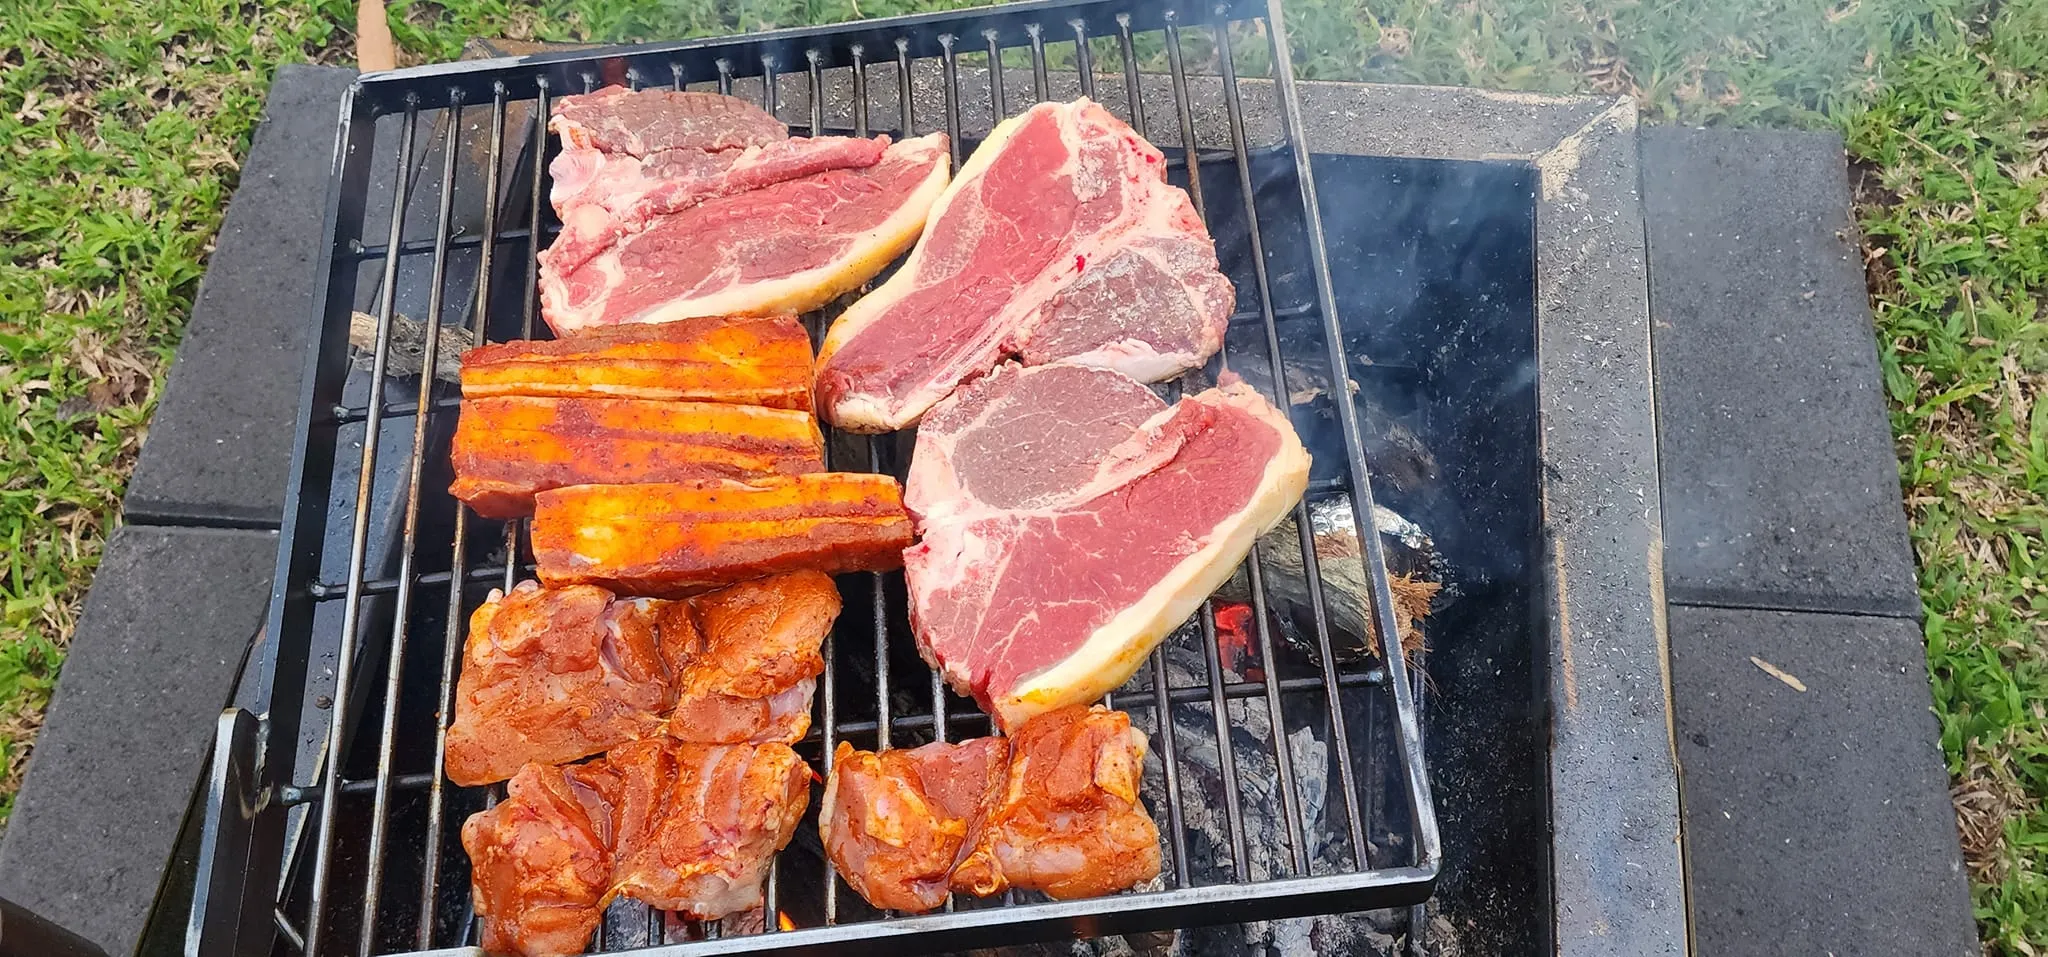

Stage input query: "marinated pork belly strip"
[
  {"left": 444, "top": 581, "right": 683, "bottom": 787},
  {"left": 818, "top": 737, "right": 1010, "bottom": 912},
  {"left": 531, "top": 473, "right": 915, "bottom": 597},
  {"left": 459, "top": 315, "right": 814, "bottom": 410},
  {"left": 820, "top": 706, "right": 1160, "bottom": 909},
  {"left": 540, "top": 133, "right": 951, "bottom": 335},
  {"left": 443, "top": 573, "right": 837, "bottom": 785},
  {"left": 816, "top": 98, "right": 1232, "bottom": 432},
  {"left": 447, "top": 396, "right": 825, "bottom": 519},
  {"left": 542, "top": 87, "right": 890, "bottom": 277},
  {"left": 460, "top": 761, "right": 615, "bottom": 957},
  {"left": 605, "top": 739, "right": 814, "bottom": 919},
  {"left": 906, "top": 364, "right": 1310, "bottom": 730}
]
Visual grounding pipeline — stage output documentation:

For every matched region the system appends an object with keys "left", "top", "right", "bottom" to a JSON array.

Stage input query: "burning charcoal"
[{"left": 1131, "top": 628, "right": 1416, "bottom": 956}]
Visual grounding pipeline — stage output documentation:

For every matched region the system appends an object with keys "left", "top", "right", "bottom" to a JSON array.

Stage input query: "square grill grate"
[{"left": 188, "top": 1, "right": 1440, "bottom": 954}]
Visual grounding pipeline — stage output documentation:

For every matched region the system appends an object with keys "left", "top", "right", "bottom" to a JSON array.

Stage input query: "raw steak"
[
  {"left": 904, "top": 363, "right": 1308, "bottom": 729},
  {"left": 543, "top": 87, "right": 890, "bottom": 277},
  {"left": 815, "top": 99, "right": 1234, "bottom": 432},
  {"left": 540, "top": 133, "right": 951, "bottom": 334}
]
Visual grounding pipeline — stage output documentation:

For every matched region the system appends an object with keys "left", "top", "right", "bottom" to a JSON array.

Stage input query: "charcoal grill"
[{"left": 180, "top": 1, "right": 1641, "bottom": 955}]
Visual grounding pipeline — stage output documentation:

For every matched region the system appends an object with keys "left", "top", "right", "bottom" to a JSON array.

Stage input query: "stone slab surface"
[
  {"left": 1643, "top": 125, "right": 1920, "bottom": 618},
  {"left": 1669, "top": 604, "right": 1975, "bottom": 957},
  {"left": 0, "top": 526, "right": 276, "bottom": 957},
  {"left": 124, "top": 64, "right": 357, "bottom": 527}
]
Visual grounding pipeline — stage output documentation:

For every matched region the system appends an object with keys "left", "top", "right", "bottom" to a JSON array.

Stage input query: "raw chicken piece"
[
  {"left": 666, "top": 570, "right": 838, "bottom": 743},
  {"left": 443, "top": 582, "right": 688, "bottom": 786},
  {"left": 460, "top": 762, "right": 615, "bottom": 957},
  {"left": 818, "top": 737, "right": 1010, "bottom": 912},
  {"left": 444, "top": 573, "right": 838, "bottom": 785},
  {"left": 607, "top": 738, "right": 814, "bottom": 919},
  {"left": 955, "top": 705, "right": 1161, "bottom": 899}
]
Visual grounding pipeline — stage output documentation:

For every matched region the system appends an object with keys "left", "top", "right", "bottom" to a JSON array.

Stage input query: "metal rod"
[
  {"left": 983, "top": 29, "right": 1006, "bottom": 120},
  {"left": 310, "top": 562, "right": 533, "bottom": 600},
  {"left": 850, "top": 45, "right": 870, "bottom": 137},
  {"left": 1149, "top": 649, "right": 1191, "bottom": 888},
  {"left": 1070, "top": 19, "right": 1095, "bottom": 99},
  {"left": 762, "top": 54, "right": 781, "bottom": 120},
  {"left": 1116, "top": 13, "right": 1147, "bottom": 135},
  {"left": 717, "top": 58, "right": 734, "bottom": 95},
  {"left": 895, "top": 38, "right": 914, "bottom": 135},
  {"left": 508, "top": 78, "right": 549, "bottom": 597},
  {"left": 303, "top": 93, "right": 419, "bottom": 957},
  {"left": 1026, "top": 22, "right": 1049, "bottom": 102},
  {"left": 361, "top": 90, "right": 464, "bottom": 956},
  {"left": 418, "top": 82, "right": 506, "bottom": 950},
  {"left": 349, "top": 226, "right": 541, "bottom": 263},
  {"left": 939, "top": 34, "right": 964, "bottom": 169},
  {"left": 1161, "top": 15, "right": 1248, "bottom": 884},
  {"left": 793, "top": 669, "right": 1384, "bottom": 745},
  {"left": 873, "top": 446, "right": 892, "bottom": 753},
  {"left": 807, "top": 48, "right": 825, "bottom": 135},
  {"left": 1260, "top": 0, "right": 1441, "bottom": 869},
  {"left": 1211, "top": 6, "right": 1364, "bottom": 874},
  {"left": 1198, "top": 600, "right": 1250, "bottom": 882},
  {"left": 792, "top": 59, "right": 842, "bottom": 924},
  {"left": 672, "top": 62, "right": 686, "bottom": 91},
  {"left": 1162, "top": 13, "right": 1209, "bottom": 217}
]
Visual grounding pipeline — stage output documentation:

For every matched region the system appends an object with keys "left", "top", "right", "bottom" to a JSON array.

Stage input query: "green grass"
[
  {"left": 1, "top": 0, "right": 2042, "bottom": 949},
  {"left": 1845, "top": 2, "right": 2048, "bottom": 948}
]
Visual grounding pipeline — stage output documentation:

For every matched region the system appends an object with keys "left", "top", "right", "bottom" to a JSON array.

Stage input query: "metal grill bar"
[
  {"left": 196, "top": 3, "right": 1440, "bottom": 954},
  {"left": 1159, "top": 10, "right": 1250, "bottom": 884},
  {"left": 419, "top": 84, "right": 509, "bottom": 950},
  {"left": 1261, "top": 0, "right": 1442, "bottom": 871},
  {"left": 358, "top": 93, "right": 465, "bottom": 957},
  {"left": 301, "top": 96, "right": 418, "bottom": 957}
]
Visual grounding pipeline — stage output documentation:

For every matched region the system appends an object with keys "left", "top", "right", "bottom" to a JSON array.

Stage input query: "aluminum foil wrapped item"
[{"left": 1214, "top": 493, "right": 1443, "bottom": 662}]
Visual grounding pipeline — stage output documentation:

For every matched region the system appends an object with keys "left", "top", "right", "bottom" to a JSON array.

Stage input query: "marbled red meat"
[
  {"left": 542, "top": 87, "right": 890, "bottom": 277},
  {"left": 904, "top": 363, "right": 1308, "bottom": 729},
  {"left": 815, "top": 99, "right": 1233, "bottom": 432},
  {"left": 541, "top": 133, "right": 950, "bottom": 334}
]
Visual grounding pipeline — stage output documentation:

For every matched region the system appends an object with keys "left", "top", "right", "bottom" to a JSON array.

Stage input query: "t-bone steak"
[
  {"left": 540, "top": 132, "right": 951, "bottom": 335},
  {"left": 904, "top": 363, "right": 1308, "bottom": 729},
  {"left": 541, "top": 87, "right": 890, "bottom": 279},
  {"left": 814, "top": 98, "right": 1234, "bottom": 432}
]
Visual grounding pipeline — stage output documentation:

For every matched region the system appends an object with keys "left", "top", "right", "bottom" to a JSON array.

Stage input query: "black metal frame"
[{"left": 187, "top": 1, "right": 1440, "bottom": 954}]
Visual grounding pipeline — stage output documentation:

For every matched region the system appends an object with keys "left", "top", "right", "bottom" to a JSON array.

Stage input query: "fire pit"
[{"left": 188, "top": 1, "right": 1681, "bottom": 955}]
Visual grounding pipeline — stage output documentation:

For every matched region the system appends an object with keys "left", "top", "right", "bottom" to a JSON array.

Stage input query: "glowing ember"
[{"left": 777, "top": 911, "right": 797, "bottom": 932}]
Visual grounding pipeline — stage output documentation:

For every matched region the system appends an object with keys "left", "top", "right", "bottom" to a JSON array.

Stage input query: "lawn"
[{"left": 1, "top": 0, "right": 2042, "bottom": 950}]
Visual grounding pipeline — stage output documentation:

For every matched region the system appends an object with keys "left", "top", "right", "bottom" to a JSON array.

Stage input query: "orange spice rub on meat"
[
  {"left": 531, "top": 473, "right": 914, "bottom": 597},
  {"left": 443, "top": 571, "right": 838, "bottom": 787},
  {"left": 458, "top": 314, "right": 815, "bottom": 410},
  {"left": 820, "top": 705, "right": 1161, "bottom": 911},
  {"left": 448, "top": 396, "right": 824, "bottom": 519}
]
